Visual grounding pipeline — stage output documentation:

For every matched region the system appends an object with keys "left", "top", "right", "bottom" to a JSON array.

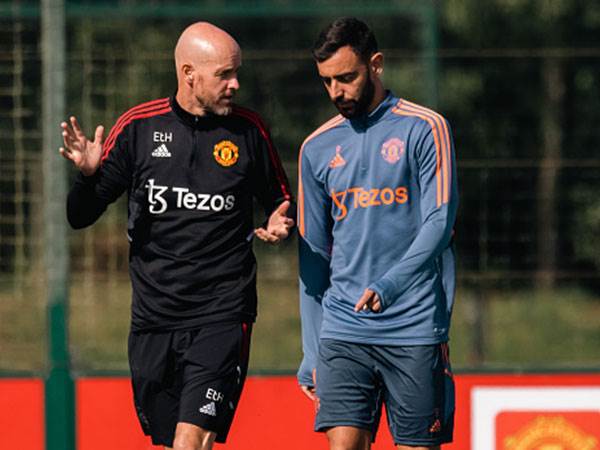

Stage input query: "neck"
[
  {"left": 366, "top": 82, "right": 387, "bottom": 114},
  {"left": 176, "top": 87, "right": 208, "bottom": 116}
]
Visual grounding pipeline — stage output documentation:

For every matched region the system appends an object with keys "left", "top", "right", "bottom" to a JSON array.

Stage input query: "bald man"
[{"left": 60, "top": 22, "right": 294, "bottom": 450}]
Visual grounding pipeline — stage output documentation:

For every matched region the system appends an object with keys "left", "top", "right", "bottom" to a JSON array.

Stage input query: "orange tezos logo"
[{"left": 214, "top": 140, "right": 239, "bottom": 167}]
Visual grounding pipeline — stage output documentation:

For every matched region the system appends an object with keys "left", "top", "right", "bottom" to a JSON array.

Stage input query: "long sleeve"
[
  {"left": 368, "top": 119, "right": 458, "bottom": 310},
  {"left": 297, "top": 149, "right": 332, "bottom": 386},
  {"left": 245, "top": 112, "right": 294, "bottom": 219},
  {"left": 66, "top": 125, "right": 132, "bottom": 229}
]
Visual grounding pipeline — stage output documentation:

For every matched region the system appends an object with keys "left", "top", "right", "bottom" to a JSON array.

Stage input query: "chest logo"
[
  {"left": 381, "top": 138, "right": 405, "bottom": 164},
  {"left": 329, "top": 145, "right": 346, "bottom": 169},
  {"left": 214, "top": 140, "right": 239, "bottom": 167},
  {"left": 152, "top": 143, "right": 172, "bottom": 158}
]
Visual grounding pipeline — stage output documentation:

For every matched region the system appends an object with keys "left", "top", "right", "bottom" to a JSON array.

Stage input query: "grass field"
[{"left": 1, "top": 258, "right": 600, "bottom": 374}]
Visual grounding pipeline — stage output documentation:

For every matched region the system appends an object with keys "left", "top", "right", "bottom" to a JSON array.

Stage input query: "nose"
[
  {"left": 329, "top": 80, "right": 343, "bottom": 100},
  {"left": 228, "top": 76, "right": 240, "bottom": 91}
]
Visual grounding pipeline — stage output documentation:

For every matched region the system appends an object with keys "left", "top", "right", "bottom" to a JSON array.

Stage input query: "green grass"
[
  {"left": 2, "top": 267, "right": 600, "bottom": 374},
  {"left": 449, "top": 287, "right": 600, "bottom": 369}
]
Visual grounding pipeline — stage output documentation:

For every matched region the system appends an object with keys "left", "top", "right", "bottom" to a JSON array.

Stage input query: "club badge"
[
  {"left": 214, "top": 140, "right": 239, "bottom": 167},
  {"left": 381, "top": 137, "right": 405, "bottom": 164}
]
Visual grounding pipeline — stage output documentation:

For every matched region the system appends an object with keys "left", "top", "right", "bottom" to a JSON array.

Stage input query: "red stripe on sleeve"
[
  {"left": 101, "top": 100, "right": 171, "bottom": 161},
  {"left": 232, "top": 106, "right": 292, "bottom": 201},
  {"left": 103, "top": 98, "right": 169, "bottom": 151}
]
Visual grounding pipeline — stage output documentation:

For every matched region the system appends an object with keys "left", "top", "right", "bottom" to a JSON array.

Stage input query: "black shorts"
[{"left": 128, "top": 322, "right": 252, "bottom": 447}]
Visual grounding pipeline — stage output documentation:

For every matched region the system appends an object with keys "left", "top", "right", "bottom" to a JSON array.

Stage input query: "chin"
[
  {"left": 337, "top": 108, "right": 358, "bottom": 119},
  {"left": 211, "top": 105, "right": 232, "bottom": 116}
]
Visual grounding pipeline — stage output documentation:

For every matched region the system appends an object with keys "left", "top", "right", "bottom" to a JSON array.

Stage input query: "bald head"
[
  {"left": 175, "top": 22, "right": 240, "bottom": 79},
  {"left": 175, "top": 22, "right": 242, "bottom": 116}
]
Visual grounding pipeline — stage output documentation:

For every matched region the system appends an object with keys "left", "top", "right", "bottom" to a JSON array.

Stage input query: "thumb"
[
  {"left": 275, "top": 200, "right": 290, "bottom": 216},
  {"left": 94, "top": 125, "right": 105, "bottom": 146}
]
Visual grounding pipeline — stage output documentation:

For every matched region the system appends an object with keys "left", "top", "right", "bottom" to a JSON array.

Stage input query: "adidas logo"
[
  {"left": 152, "top": 143, "right": 172, "bottom": 158},
  {"left": 199, "top": 401, "right": 217, "bottom": 417},
  {"left": 329, "top": 145, "right": 346, "bottom": 168},
  {"left": 429, "top": 418, "right": 442, "bottom": 434}
]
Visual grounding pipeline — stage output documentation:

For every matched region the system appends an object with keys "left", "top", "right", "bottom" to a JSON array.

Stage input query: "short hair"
[{"left": 312, "top": 17, "right": 378, "bottom": 63}]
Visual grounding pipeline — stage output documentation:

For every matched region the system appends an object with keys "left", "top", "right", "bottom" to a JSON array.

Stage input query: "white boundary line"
[{"left": 471, "top": 387, "right": 600, "bottom": 450}]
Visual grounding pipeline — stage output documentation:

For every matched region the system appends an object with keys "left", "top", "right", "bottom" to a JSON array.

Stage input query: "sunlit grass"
[{"left": 2, "top": 266, "right": 600, "bottom": 374}]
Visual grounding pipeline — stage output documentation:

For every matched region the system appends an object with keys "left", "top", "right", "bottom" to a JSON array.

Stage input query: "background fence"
[{"left": 1, "top": 0, "right": 600, "bottom": 376}]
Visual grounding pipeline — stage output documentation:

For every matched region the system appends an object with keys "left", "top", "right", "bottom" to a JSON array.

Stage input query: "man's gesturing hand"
[
  {"left": 254, "top": 200, "right": 295, "bottom": 244},
  {"left": 354, "top": 288, "right": 382, "bottom": 313},
  {"left": 59, "top": 116, "right": 105, "bottom": 176}
]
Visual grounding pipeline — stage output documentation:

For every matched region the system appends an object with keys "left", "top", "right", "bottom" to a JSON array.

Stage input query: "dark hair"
[{"left": 312, "top": 17, "right": 378, "bottom": 63}]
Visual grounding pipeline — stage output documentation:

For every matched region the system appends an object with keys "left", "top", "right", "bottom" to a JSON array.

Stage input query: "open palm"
[{"left": 59, "top": 116, "right": 105, "bottom": 176}]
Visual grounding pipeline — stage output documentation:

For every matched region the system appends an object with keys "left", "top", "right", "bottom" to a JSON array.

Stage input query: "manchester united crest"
[
  {"left": 213, "top": 140, "right": 239, "bottom": 167},
  {"left": 381, "top": 137, "right": 405, "bottom": 164}
]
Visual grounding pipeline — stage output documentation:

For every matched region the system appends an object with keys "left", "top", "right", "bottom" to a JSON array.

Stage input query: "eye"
[
  {"left": 217, "top": 69, "right": 238, "bottom": 80},
  {"left": 321, "top": 77, "right": 332, "bottom": 86},
  {"left": 337, "top": 73, "right": 358, "bottom": 83}
]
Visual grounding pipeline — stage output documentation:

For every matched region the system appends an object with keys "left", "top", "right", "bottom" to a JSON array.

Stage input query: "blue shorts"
[{"left": 315, "top": 339, "right": 454, "bottom": 446}]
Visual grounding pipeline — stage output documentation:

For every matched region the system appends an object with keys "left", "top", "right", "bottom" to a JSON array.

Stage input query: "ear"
[
  {"left": 182, "top": 64, "right": 194, "bottom": 85},
  {"left": 369, "top": 52, "right": 384, "bottom": 76}
]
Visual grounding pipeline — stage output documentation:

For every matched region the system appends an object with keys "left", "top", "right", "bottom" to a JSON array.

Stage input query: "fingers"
[
  {"left": 275, "top": 200, "right": 291, "bottom": 215},
  {"left": 70, "top": 116, "right": 84, "bottom": 139},
  {"left": 93, "top": 125, "right": 105, "bottom": 146},
  {"left": 354, "top": 289, "right": 373, "bottom": 312},
  {"left": 354, "top": 289, "right": 382, "bottom": 313},
  {"left": 254, "top": 227, "right": 280, "bottom": 244},
  {"left": 61, "top": 121, "right": 77, "bottom": 148},
  {"left": 371, "top": 295, "right": 382, "bottom": 312},
  {"left": 300, "top": 385, "right": 316, "bottom": 401},
  {"left": 59, "top": 147, "right": 73, "bottom": 161},
  {"left": 59, "top": 146, "right": 81, "bottom": 167}
]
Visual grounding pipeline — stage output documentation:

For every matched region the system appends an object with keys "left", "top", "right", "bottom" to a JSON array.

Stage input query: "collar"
[
  {"left": 170, "top": 93, "right": 222, "bottom": 128},
  {"left": 349, "top": 90, "right": 396, "bottom": 130}
]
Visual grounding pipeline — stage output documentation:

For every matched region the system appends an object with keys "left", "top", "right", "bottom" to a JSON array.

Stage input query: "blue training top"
[{"left": 297, "top": 92, "right": 458, "bottom": 386}]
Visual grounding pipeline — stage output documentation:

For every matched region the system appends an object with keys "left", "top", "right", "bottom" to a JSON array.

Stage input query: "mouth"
[{"left": 335, "top": 99, "right": 356, "bottom": 111}]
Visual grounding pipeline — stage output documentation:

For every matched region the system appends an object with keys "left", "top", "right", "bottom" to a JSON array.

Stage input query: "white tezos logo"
[
  {"left": 145, "top": 179, "right": 168, "bottom": 214},
  {"left": 145, "top": 179, "right": 235, "bottom": 215}
]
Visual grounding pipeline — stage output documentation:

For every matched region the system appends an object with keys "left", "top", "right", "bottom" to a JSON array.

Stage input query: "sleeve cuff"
[
  {"left": 368, "top": 277, "right": 396, "bottom": 311},
  {"left": 297, "top": 357, "right": 315, "bottom": 387}
]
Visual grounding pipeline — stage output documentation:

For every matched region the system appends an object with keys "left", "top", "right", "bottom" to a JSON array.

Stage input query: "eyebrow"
[
  {"left": 215, "top": 65, "right": 239, "bottom": 76},
  {"left": 321, "top": 71, "right": 358, "bottom": 82}
]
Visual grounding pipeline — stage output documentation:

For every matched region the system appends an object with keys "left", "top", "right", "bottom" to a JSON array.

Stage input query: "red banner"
[{"left": 2, "top": 374, "right": 599, "bottom": 450}]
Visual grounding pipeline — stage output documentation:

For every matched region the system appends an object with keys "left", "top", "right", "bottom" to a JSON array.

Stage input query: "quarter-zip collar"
[
  {"left": 349, "top": 90, "right": 396, "bottom": 131},
  {"left": 170, "top": 93, "right": 225, "bottom": 129}
]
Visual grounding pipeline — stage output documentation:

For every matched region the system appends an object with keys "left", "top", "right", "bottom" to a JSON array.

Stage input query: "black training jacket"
[{"left": 67, "top": 96, "right": 293, "bottom": 332}]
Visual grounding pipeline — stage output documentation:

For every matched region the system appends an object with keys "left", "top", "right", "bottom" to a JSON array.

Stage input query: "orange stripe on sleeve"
[
  {"left": 401, "top": 100, "right": 452, "bottom": 203},
  {"left": 297, "top": 114, "right": 345, "bottom": 237},
  {"left": 298, "top": 150, "right": 305, "bottom": 236},
  {"left": 300, "top": 115, "right": 344, "bottom": 151},
  {"left": 392, "top": 105, "right": 444, "bottom": 207}
]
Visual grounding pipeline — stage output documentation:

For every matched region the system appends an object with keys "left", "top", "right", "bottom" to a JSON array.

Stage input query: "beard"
[
  {"left": 197, "top": 92, "right": 235, "bottom": 116},
  {"left": 333, "top": 76, "right": 375, "bottom": 119},
  {"left": 210, "top": 104, "right": 232, "bottom": 116},
  {"left": 205, "top": 98, "right": 233, "bottom": 116}
]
